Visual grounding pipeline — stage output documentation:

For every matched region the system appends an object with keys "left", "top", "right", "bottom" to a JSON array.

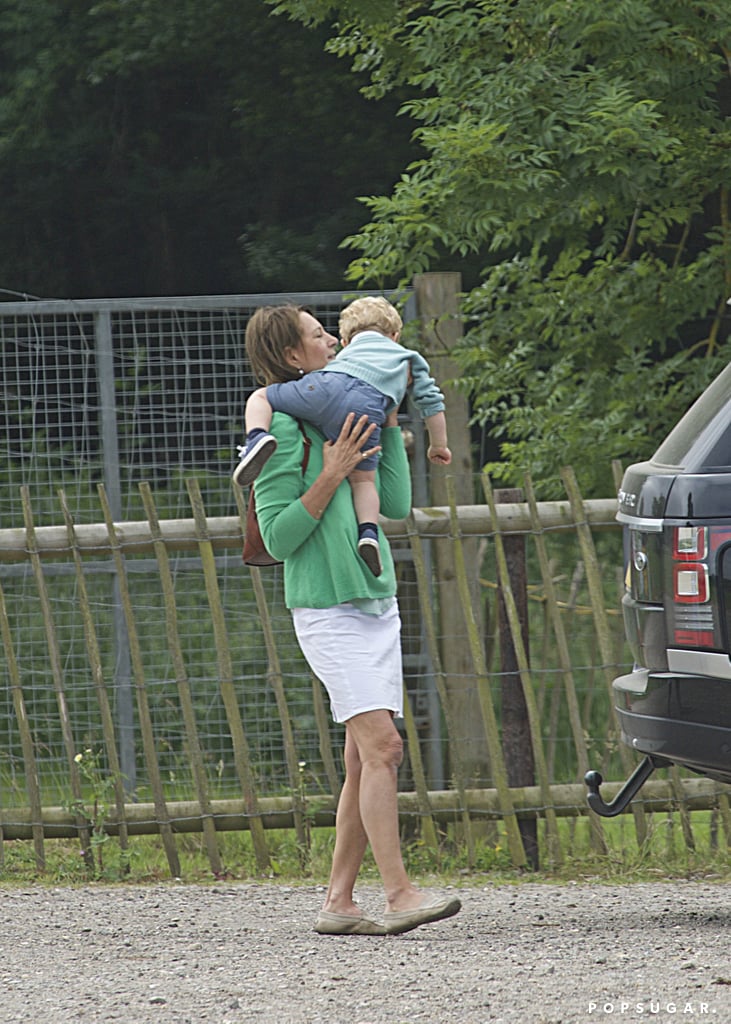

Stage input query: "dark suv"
[{"left": 586, "top": 360, "right": 731, "bottom": 815}]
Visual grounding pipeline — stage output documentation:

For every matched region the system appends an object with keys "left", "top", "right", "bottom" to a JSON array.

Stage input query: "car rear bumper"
[{"left": 613, "top": 669, "right": 731, "bottom": 783}]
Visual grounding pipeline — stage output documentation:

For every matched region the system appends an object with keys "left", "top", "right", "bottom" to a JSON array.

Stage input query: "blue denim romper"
[{"left": 266, "top": 372, "right": 391, "bottom": 469}]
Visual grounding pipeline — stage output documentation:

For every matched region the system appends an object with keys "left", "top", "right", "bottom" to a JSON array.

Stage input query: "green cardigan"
[{"left": 253, "top": 414, "right": 412, "bottom": 609}]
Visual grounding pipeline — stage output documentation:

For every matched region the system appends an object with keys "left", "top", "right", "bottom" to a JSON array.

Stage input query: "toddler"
[{"left": 234, "top": 296, "right": 451, "bottom": 576}]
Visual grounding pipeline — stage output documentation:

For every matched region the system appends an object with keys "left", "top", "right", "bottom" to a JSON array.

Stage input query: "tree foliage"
[
  {"left": 0, "top": 0, "right": 417, "bottom": 297},
  {"left": 271, "top": 0, "right": 731, "bottom": 495}
]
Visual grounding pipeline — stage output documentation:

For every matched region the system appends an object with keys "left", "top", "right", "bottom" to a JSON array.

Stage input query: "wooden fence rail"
[
  {"left": 1, "top": 777, "right": 726, "bottom": 839},
  {"left": 0, "top": 481, "right": 728, "bottom": 878},
  {"left": 0, "top": 499, "right": 618, "bottom": 561}
]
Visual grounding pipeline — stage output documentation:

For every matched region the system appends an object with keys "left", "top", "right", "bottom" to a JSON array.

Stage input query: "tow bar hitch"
[{"left": 584, "top": 755, "right": 669, "bottom": 817}]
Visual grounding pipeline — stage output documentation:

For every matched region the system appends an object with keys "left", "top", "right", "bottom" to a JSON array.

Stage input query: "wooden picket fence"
[{"left": 1, "top": 471, "right": 729, "bottom": 878}]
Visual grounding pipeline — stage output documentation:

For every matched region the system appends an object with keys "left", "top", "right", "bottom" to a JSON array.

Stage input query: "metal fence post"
[{"left": 94, "top": 311, "right": 136, "bottom": 793}]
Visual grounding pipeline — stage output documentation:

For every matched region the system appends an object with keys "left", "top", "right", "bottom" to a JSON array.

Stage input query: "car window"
[{"left": 653, "top": 362, "right": 731, "bottom": 471}]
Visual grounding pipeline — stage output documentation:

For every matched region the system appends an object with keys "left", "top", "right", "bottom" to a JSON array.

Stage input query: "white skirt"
[{"left": 292, "top": 601, "right": 403, "bottom": 723}]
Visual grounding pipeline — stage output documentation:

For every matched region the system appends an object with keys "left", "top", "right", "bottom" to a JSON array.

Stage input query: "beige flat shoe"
[
  {"left": 384, "top": 894, "right": 462, "bottom": 935},
  {"left": 314, "top": 910, "right": 386, "bottom": 936}
]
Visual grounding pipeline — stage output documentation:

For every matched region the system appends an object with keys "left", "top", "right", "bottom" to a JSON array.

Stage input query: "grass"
[{"left": 1, "top": 811, "right": 729, "bottom": 889}]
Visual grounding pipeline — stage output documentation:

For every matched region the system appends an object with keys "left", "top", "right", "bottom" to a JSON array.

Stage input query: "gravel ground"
[{"left": 0, "top": 879, "right": 729, "bottom": 1024}]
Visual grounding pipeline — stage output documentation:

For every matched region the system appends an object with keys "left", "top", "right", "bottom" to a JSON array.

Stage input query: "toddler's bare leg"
[
  {"left": 348, "top": 468, "right": 380, "bottom": 525},
  {"left": 349, "top": 469, "right": 382, "bottom": 576},
  {"left": 245, "top": 387, "right": 274, "bottom": 433},
  {"left": 233, "top": 387, "right": 277, "bottom": 487}
]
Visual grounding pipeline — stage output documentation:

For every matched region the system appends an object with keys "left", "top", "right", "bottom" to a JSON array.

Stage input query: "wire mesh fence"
[
  {"left": 2, "top": 290, "right": 726, "bottom": 875},
  {"left": 0, "top": 292, "right": 394, "bottom": 525},
  {"left": 0, "top": 289, "right": 427, "bottom": 804}
]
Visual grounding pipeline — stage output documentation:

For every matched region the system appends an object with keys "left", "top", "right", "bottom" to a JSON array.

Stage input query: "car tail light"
[
  {"left": 673, "top": 562, "right": 708, "bottom": 603},
  {"left": 672, "top": 526, "right": 707, "bottom": 560},
  {"left": 668, "top": 526, "right": 729, "bottom": 649}
]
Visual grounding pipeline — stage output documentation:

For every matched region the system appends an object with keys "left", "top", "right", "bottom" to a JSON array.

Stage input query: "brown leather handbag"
[{"left": 242, "top": 420, "right": 311, "bottom": 566}]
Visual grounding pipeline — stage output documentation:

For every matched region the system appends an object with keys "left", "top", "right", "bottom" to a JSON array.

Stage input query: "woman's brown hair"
[{"left": 244, "top": 305, "right": 305, "bottom": 385}]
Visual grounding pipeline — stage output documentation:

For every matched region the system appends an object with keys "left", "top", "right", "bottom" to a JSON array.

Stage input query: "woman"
[{"left": 245, "top": 304, "right": 461, "bottom": 936}]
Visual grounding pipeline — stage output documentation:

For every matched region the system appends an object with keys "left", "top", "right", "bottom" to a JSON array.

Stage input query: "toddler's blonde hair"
[{"left": 339, "top": 295, "right": 403, "bottom": 344}]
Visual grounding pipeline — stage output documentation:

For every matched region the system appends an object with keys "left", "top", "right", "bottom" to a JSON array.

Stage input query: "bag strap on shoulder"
[{"left": 295, "top": 419, "right": 312, "bottom": 473}]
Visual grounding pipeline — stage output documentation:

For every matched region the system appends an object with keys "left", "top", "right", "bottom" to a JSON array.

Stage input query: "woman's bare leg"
[
  {"left": 321, "top": 729, "right": 369, "bottom": 915},
  {"left": 344, "top": 710, "right": 425, "bottom": 913}
]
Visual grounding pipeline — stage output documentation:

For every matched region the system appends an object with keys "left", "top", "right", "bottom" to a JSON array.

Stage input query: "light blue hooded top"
[{"left": 322, "top": 329, "right": 445, "bottom": 419}]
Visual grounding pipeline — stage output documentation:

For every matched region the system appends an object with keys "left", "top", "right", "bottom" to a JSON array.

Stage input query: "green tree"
[
  {"left": 0, "top": 0, "right": 417, "bottom": 297},
  {"left": 270, "top": 0, "right": 731, "bottom": 495}
]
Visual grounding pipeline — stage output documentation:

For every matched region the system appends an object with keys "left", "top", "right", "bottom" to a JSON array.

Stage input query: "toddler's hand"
[{"left": 428, "top": 445, "right": 452, "bottom": 466}]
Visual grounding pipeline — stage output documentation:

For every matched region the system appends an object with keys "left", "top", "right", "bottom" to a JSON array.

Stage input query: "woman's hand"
[
  {"left": 300, "top": 414, "right": 380, "bottom": 522},
  {"left": 322, "top": 413, "right": 380, "bottom": 480}
]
